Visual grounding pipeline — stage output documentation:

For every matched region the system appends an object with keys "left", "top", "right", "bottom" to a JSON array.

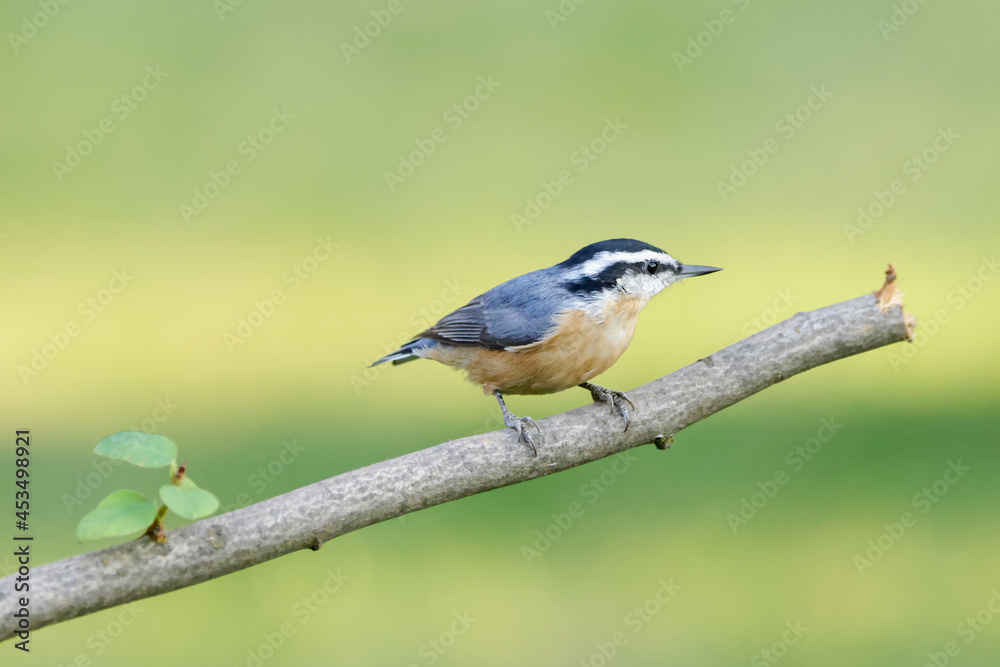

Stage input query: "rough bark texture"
[{"left": 0, "top": 275, "right": 913, "bottom": 641}]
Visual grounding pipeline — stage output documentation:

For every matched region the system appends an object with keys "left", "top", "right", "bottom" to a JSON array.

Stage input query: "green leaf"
[
  {"left": 76, "top": 490, "right": 157, "bottom": 541},
  {"left": 159, "top": 477, "right": 219, "bottom": 520},
  {"left": 95, "top": 431, "right": 177, "bottom": 468}
]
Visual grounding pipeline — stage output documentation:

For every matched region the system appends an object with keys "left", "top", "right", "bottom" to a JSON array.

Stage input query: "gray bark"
[{"left": 0, "top": 277, "right": 913, "bottom": 641}]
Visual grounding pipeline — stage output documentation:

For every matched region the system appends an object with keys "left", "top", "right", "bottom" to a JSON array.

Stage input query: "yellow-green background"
[{"left": 2, "top": 0, "right": 998, "bottom": 665}]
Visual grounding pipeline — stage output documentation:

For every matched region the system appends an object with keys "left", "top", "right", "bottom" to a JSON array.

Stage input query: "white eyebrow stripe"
[{"left": 565, "top": 250, "right": 677, "bottom": 279}]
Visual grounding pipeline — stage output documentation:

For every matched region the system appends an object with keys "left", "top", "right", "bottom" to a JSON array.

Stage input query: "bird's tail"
[{"left": 369, "top": 338, "right": 432, "bottom": 367}]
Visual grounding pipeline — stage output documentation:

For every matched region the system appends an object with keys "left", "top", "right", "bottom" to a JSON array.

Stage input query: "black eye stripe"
[{"left": 565, "top": 256, "right": 670, "bottom": 293}]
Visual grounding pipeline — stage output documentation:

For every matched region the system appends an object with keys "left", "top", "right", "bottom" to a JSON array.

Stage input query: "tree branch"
[{"left": 0, "top": 268, "right": 914, "bottom": 641}]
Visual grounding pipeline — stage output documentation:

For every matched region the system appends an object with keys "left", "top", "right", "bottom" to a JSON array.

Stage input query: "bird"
[{"left": 371, "top": 238, "right": 721, "bottom": 455}]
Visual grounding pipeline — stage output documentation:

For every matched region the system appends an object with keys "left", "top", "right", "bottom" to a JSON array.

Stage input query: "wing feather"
[
  {"left": 416, "top": 269, "right": 571, "bottom": 350},
  {"left": 416, "top": 297, "right": 505, "bottom": 349}
]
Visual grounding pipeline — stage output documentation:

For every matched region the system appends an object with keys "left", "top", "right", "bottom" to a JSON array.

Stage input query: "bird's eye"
[{"left": 645, "top": 260, "right": 659, "bottom": 274}]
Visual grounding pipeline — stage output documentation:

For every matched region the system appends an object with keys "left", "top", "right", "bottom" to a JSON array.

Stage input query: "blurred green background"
[{"left": 2, "top": 0, "right": 998, "bottom": 664}]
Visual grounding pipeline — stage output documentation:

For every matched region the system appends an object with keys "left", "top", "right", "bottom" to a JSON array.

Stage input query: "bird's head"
[{"left": 557, "top": 238, "right": 721, "bottom": 301}]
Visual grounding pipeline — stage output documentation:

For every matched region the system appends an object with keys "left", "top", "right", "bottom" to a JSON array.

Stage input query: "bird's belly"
[{"left": 427, "top": 301, "right": 642, "bottom": 395}]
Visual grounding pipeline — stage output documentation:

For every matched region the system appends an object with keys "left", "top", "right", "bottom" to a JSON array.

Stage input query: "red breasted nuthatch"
[{"left": 371, "top": 238, "right": 721, "bottom": 454}]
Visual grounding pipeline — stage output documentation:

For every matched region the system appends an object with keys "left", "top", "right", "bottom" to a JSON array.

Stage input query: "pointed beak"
[{"left": 679, "top": 264, "right": 722, "bottom": 277}]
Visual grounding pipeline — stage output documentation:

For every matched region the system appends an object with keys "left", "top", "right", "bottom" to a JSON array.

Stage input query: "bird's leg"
[
  {"left": 493, "top": 390, "right": 540, "bottom": 456},
  {"left": 579, "top": 382, "right": 635, "bottom": 431}
]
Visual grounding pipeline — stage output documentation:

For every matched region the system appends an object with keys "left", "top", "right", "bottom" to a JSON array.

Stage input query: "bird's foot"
[
  {"left": 580, "top": 382, "right": 635, "bottom": 431},
  {"left": 494, "top": 390, "right": 541, "bottom": 456},
  {"left": 502, "top": 411, "right": 540, "bottom": 456}
]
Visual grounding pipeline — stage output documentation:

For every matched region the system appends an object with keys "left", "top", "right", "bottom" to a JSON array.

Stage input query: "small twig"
[{"left": 143, "top": 505, "right": 170, "bottom": 544}]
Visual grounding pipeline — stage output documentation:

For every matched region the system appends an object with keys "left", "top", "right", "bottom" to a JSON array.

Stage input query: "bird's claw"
[
  {"left": 586, "top": 385, "right": 635, "bottom": 432},
  {"left": 503, "top": 413, "right": 539, "bottom": 456},
  {"left": 493, "top": 390, "right": 541, "bottom": 456}
]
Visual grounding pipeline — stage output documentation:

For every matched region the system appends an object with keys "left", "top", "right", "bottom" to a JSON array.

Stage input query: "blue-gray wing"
[{"left": 416, "top": 268, "right": 571, "bottom": 350}]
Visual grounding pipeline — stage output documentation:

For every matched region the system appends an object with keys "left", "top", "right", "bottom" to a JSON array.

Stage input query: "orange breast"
[{"left": 426, "top": 295, "right": 646, "bottom": 395}]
